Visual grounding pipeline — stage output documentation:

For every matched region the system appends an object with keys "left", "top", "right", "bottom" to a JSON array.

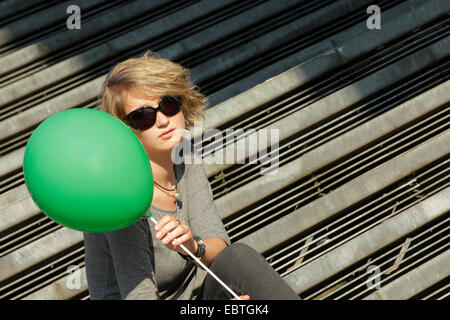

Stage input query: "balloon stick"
[{"left": 147, "top": 215, "right": 241, "bottom": 300}]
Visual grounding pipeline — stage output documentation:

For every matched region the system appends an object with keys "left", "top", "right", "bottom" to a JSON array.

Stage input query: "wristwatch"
[{"left": 179, "top": 236, "right": 205, "bottom": 261}]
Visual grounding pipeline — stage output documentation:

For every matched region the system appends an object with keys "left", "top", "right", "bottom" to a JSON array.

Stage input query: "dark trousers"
[{"left": 196, "top": 243, "right": 301, "bottom": 300}]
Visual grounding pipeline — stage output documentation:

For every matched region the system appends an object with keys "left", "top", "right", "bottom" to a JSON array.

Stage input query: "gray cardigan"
[{"left": 83, "top": 140, "right": 231, "bottom": 299}]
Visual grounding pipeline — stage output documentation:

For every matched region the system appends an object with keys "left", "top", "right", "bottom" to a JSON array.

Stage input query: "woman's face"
[{"left": 123, "top": 90, "right": 185, "bottom": 155}]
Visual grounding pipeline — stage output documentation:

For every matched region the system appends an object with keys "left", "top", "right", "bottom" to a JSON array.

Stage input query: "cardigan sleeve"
[
  {"left": 185, "top": 161, "right": 231, "bottom": 246},
  {"left": 83, "top": 219, "right": 160, "bottom": 300}
]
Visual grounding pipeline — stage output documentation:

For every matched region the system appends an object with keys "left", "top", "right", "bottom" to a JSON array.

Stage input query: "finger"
[
  {"left": 171, "top": 233, "right": 190, "bottom": 246},
  {"left": 156, "top": 219, "right": 178, "bottom": 240},
  {"left": 154, "top": 215, "right": 174, "bottom": 231},
  {"left": 230, "top": 295, "right": 250, "bottom": 300},
  {"left": 162, "top": 225, "right": 187, "bottom": 244},
  {"left": 168, "top": 225, "right": 190, "bottom": 244}
]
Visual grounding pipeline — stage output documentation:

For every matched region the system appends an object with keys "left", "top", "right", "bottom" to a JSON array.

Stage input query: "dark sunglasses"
[{"left": 121, "top": 95, "right": 182, "bottom": 131}]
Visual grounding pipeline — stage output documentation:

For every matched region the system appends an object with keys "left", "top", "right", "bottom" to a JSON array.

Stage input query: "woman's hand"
[
  {"left": 154, "top": 215, "right": 198, "bottom": 256},
  {"left": 230, "top": 295, "right": 250, "bottom": 300}
]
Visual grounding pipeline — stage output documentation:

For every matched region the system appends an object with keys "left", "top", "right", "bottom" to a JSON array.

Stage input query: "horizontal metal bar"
[
  {"left": 353, "top": 243, "right": 449, "bottom": 300},
  {"left": 283, "top": 187, "right": 450, "bottom": 294},
  {"left": 0, "top": 224, "right": 61, "bottom": 258},
  {"left": 279, "top": 180, "right": 449, "bottom": 278},
  {"left": 0, "top": 0, "right": 172, "bottom": 77},
  {"left": 276, "top": 180, "right": 449, "bottom": 276},
  {"left": 208, "top": 1, "right": 446, "bottom": 117},
  {"left": 0, "top": 184, "right": 29, "bottom": 211},
  {"left": 217, "top": 76, "right": 450, "bottom": 221},
  {"left": 6, "top": 250, "right": 85, "bottom": 300},
  {"left": 201, "top": 24, "right": 448, "bottom": 162},
  {"left": 422, "top": 283, "right": 450, "bottom": 300},
  {"left": 201, "top": 9, "right": 450, "bottom": 177},
  {"left": 278, "top": 161, "right": 448, "bottom": 261},
  {"left": 0, "top": 246, "right": 84, "bottom": 299},
  {"left": 0, "top": 193, "right": 40, "bottom": 235},
  {"left": 363, "top": 249, "right": 450, "bottom": 300},
  {"left": 239, "top": 123, "right": 450, "bottom": 255},
  {"left": 314, "top": 220, "right": 449, "bottom": 300},
  {"left": 0, "top": 228, "right": 83, "bottom": 283},
  {"left": 22, "top": 264, "right": 87, "bottom": 300},
  {"left": 0, "top": 215, "right": 49, "bottom": 246},
  {"left": 212, "top": 65, "right": 449, "bottom": 195},
  {"left": 226, "top": 112, "right": 449, "bottom": 238}
]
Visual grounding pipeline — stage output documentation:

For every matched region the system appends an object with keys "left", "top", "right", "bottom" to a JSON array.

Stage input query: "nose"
[{"left": 155, "top": 109, "right": 170, "bottom": 127}]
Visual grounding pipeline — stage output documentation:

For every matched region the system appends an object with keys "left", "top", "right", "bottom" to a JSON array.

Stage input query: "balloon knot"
[{"left": 145, "top": 212, "right": 153, "bottom": 218}]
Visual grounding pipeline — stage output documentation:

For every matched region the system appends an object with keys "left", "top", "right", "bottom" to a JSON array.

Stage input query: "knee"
[
  {"left": 214, "top": 243, "right": 261, "bottom": 266},
  {"left": 229, "top": 242, "right": 259, "bottom": 258}
]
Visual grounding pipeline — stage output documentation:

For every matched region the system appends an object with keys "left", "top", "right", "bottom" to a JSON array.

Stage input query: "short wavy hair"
[{"left": 99, "top": 50, "right": 207, "bottom": 129}]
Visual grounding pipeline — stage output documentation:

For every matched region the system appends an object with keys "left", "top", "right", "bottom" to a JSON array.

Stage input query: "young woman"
[{"left": 83, "top": 50, "right": 300, "bottom": 300}]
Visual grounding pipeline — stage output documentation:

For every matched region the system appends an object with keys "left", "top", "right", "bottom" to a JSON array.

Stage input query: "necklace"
[{"left": 154, "top": 180, "right": 182, "bottom": 201}]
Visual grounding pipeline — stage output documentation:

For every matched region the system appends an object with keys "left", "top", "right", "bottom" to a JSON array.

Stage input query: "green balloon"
[{"left": 23, "top": 108, "right": 153, "bottom": 233}]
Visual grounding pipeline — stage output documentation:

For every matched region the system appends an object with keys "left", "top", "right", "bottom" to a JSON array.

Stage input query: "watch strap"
[{"left": 178, "top": 236, "right": 205, "bottom": 261}]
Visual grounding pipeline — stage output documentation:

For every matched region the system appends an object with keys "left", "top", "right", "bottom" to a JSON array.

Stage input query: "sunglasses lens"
[
  {"left": 123, "top": 95, "right": 182, "bottom": 131},
  {"left": 160, "top": 96, "right": 182, "bottom": 116},
  {"left": 127, "top": 108, "right": 156, "bottom": 131}
]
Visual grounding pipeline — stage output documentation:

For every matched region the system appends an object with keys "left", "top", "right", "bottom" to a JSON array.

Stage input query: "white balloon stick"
[{"left": 149, "top": 217, "right": 241, "bottom": 300}]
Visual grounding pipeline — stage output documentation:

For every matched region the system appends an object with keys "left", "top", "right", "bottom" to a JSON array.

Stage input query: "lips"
[{"left": 159, "top": 128, "right": 175, "bottom": 137}]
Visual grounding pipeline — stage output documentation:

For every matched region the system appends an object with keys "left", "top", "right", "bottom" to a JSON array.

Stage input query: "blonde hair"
[{"left": 100, "top": 50, "right": 207, "bottom": 128}]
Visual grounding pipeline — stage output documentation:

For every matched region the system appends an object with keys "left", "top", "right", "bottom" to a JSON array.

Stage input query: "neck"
[{"left": 148, "top": 151, "right": 175, "bottom": 187}]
